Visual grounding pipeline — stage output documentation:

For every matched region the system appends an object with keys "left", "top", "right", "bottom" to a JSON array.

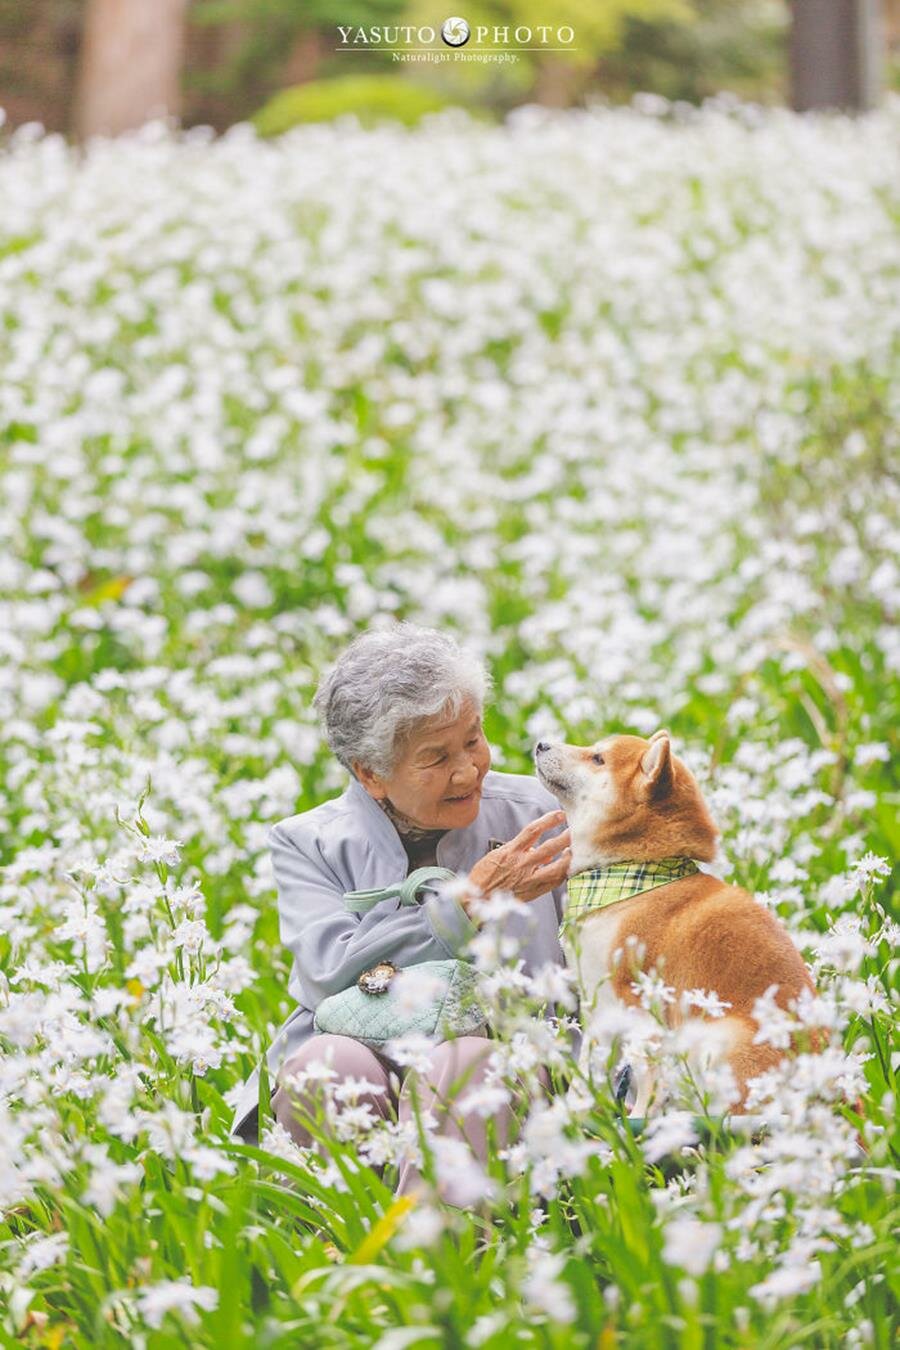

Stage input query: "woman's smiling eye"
[
  {"left": 592, "top": 752, "right": 605, "bottom": 766},
  {"left": 427, "top": 731, "right": 481, "bottom": 765}
]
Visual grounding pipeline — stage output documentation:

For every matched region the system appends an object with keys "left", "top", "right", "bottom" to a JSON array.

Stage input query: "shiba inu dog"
[{"left": 534, "top": 730, "right": 817, "bottom": 1115}]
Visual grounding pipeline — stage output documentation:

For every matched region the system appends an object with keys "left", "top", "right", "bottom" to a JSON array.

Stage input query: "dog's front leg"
[
  {"left": 565, "top": 925, "right": 638, "bottom": 1107},
  {"left": 629, "top": 1062, "right": 659, "bottom": 1118}
]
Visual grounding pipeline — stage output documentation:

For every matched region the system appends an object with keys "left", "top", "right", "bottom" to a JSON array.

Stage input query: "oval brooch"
[{"left": 357, "top": 961, "right": 398, "bottom": 996}]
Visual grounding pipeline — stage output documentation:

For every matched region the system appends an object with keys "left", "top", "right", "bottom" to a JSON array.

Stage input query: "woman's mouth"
[{"left": 446, "top": 787, "right": 479, "bottom": 802}]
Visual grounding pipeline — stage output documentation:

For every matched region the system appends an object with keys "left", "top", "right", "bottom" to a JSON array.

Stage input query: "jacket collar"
[{"left": 344, "top": 772, "right": 488, "bottom": 872}]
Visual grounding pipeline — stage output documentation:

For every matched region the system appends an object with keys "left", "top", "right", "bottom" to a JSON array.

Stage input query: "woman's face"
[{"left": 355, "top": 698, "right": 491, "bottom": 830}]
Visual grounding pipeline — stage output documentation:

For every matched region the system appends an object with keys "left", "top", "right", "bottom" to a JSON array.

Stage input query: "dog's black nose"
[{"left": 535, "top": 741, "right": 550, "bottom": 753}]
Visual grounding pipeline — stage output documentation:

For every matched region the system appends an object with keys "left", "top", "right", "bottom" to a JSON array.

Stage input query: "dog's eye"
[{"left": 592, "top": 752, "right": 605, "bottom": 766}]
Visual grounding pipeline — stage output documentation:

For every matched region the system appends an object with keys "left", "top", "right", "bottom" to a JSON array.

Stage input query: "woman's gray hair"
[{"left": 313, "top": 622, "right": 493, "bottom": 780}]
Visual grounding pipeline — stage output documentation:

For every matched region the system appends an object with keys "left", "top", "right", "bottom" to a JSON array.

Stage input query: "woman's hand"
[{"left": 465, "top": 809, "right": 571, "bottom": 907}]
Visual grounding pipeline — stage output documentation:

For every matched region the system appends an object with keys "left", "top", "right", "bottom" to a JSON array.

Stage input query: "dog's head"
[{"left": 534, "top": 730, "right": 719, "bottom": 871}]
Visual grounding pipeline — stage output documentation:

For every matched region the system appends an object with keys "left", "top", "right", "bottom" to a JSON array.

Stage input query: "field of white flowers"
[{"left": 0, "top": 94, "right": 897, "bottom": 1347}]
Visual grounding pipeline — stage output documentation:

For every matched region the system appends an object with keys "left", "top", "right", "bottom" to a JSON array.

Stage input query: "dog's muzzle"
[{"left": 533, "top": 742, "right": 574, "bottom": 798}]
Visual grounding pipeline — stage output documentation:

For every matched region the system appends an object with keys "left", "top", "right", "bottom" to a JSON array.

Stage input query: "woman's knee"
[
  {"left": 272, "top": 1034, "right": 392, "bottom": 1137},
  {"left": 404, "top": 1035, "right": 494, "bottom": 1101},
  {"left": 430, "top": 1036, "right": 494, "bottom": 1073},
  {"left": 278, "top": 1033, "right": 385, "bottom": 1084}
]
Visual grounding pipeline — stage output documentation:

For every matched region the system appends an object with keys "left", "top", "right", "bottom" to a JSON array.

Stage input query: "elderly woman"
[{"left": 229, "top": 622, "right": 571, "bottom": 1203}]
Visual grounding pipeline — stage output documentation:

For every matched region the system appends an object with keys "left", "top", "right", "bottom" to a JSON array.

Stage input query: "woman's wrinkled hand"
[{"left": 467, "top": 809, "right": 571, "bottom": 904}]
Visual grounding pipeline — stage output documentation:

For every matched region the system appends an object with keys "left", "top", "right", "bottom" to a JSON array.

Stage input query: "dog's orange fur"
[
  {"left": 607, "top": 867, "right": 810, "bottom": 1104},
  {"left": 539, "top": 730, "right": 819, "bottom": 1111}
]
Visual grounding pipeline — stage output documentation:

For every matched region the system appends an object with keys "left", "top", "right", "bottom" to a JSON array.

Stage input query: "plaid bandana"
[{"left": 562, "top": 857, "right": 700, "bottom": 933}]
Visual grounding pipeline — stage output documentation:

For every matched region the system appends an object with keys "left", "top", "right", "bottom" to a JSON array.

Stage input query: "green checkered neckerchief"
[{"left": 562, "top": 857, "right": 701, "bottom": 933}]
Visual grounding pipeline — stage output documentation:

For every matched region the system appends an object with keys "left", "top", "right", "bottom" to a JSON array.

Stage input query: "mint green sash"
[
  {"left": 342, "top": 865, "right": 458, "bottom": 913},
  {"left": 313, "top": 866, "right": 486, "bottom": 1048}
]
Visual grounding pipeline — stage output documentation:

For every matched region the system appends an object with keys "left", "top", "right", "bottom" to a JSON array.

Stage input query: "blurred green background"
[{"left": 2, "top": 0, "right": 899, "bottom": 139}]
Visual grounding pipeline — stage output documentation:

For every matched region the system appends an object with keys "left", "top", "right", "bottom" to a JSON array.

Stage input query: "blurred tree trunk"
[
  {"left": 75, "top": 0, "right": 188, "bottom": 138},
  {"left": 533, "top": 59, "right": 586, "bottom": 107},
  {"left": 789, "top": 0, "right": 883, "bottom": 111},
  {"left": 281, "top": 30, "right": 326, "bottom": 88}
]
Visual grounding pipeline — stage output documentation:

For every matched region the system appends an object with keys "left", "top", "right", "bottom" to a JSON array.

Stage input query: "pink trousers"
[{"left": 270, "top": 1033, "right": 523, "bottom": 1208}]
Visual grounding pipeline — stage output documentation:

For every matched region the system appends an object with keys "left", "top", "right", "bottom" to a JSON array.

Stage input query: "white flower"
[
  {"left": 181, "top": 1144, "right": 237, "bottom": 1181},
  {"left": 522, "top": 1248, "right": 576, "bottom": 1323},
  {"left": 56, "top": 900, "right": 110, "bottom": 971},
  {"left": 848, "top": 852, "right": 891, "bottom": 886},
  {"left": 525, "top": 962, "right": 577, "bottom": 1010},
  {"left": 458, "top": 1081, "right": 511, "bottom": 1118},
  {"left": 681, "top": 988, "right": 733, "bottom": 1018},
  {"left": 390, "top": 966, "right": 448, "bottom": 1014},
  {"left": 15, "top": 1231, "right": 69, "bottom": 1278},
  {"left": 793, "top": 987, "right": 844, "bottom": 1034},
  {"left": 429, "top": 1136, "right": 494, "bottom": 1208},
  {"left": 854, "top": 742, "right": 890, "bottom": 766},
  {"left": 642, "top": 1112, "right": 699, "bottom": 1164},
  {"left": 392, "top": 1202, "right": 445, "bottom": 1251},
  {"left": 91, "top": 987, "right": 130, "bottom": 1017},
  {"left": 125, "top": 949, "right": 169, "bottom": 988},
  {"left": 279, "top": 1052, "right": 339, "bottom": 1095},
  {"left": 812, "top": 915, "right": 875, "bottom": 972},
  {"left": 260, "top": 1120, "right": 312, "bottom": 1164},
  {"left": 384, "top": 1033, "right": 439, "bottom": 1074},
  {"left": 584, "top": 1000, "right": 659, "bottom": 1056},
  {"left": 751, "top": 985, "right": 796, "bottom": 1049},
  {"left": 467, "top": 1312, "right": 509, "bottom": 1345},
  {"left": 328, "top": 1101, "right": 383, "bottom": 1140},
  {"left": 171, "top": 919, "right": 209, "bottom": 954},
  {"left": 134, "top": 1278, "right": 219, "bottom": 1329},
  {"left": 662, "top": 1217, "right": 723, "bottom": 1276},
  {"left": 819, "top": 873, "right": 862, "bottom": 908},
  {"left": 232, "top": 571, "right": 273, "bottom": 609},
  {"left": 81, "top": 1146, "right": 143, "bottom": 1217},
  {"left": 332, "top": 1076, "right": 388, "bottom": 1104},
  {"left": 769, "top": 857, "right": 808, "bottom": 883},
  {"left": 837, "top": 974, "right": 890, "bottom": 1016},
  {"left": 749, "top": 1260, "right": 821, "bottom": 1308},
  {"left": 137, "top": 835, "right": 183, "bottom": 866},
  {"left": 631, "top": 971, "right": 677, "bottom": 1011},
  {"left": 135, "top": 1100, "right": 197, "bottom": 1159}
]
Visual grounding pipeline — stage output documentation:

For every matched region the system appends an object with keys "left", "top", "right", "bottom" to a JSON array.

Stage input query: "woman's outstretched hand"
[{"left": 465, "top": 809, "right": 571, "bottom": 907}]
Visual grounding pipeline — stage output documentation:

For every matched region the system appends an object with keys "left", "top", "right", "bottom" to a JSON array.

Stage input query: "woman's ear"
[{"left": 353, "top": 760, "right": 388, "bottom": 798}]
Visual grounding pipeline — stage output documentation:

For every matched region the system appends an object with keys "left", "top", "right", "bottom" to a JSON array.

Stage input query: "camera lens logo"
[{"left": 441, "top": 16, "right": 470, "bottom": 46}]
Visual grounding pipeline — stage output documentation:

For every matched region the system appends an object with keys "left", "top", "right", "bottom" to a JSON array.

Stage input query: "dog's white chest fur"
[
  {"left": 562, "top": 904, "right": 638, "bottom": 1097},
  {"left": 561, "top": 906, "right": 624, "bottom": 1016}
]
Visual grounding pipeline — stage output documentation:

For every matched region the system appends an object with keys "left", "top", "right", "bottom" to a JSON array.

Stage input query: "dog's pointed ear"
[{"left": 641, "top": 733, "right": 673, "bottom": 795}]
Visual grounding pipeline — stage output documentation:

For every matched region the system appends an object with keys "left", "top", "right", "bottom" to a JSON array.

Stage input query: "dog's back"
[
  {"left": 608, "top": 870, "right": 814, "bottom": 1021},
  {"left": 535, "top": 729, "right": 818, "bottom": 1111}
]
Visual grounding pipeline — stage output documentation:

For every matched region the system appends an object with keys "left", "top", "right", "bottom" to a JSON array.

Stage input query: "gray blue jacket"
[{"left": 229, "top": 768, "right": 567, "bottom": 1141}]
